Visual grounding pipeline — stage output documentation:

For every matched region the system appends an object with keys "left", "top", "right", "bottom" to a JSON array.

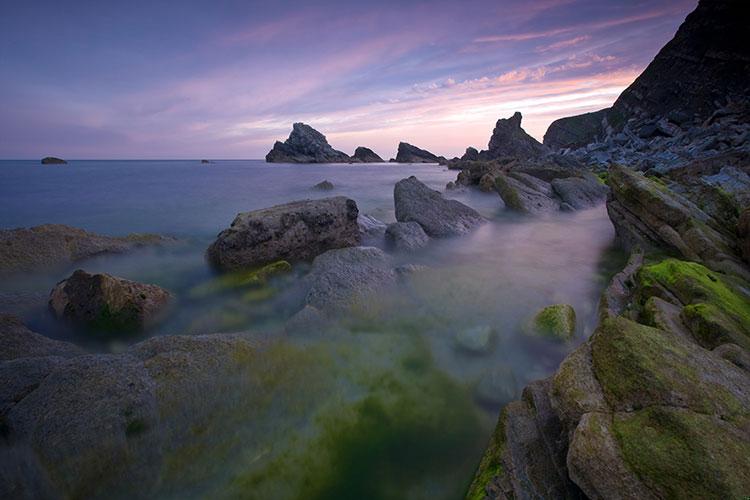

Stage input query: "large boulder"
[
  {"left": 49, "top": 270, "right": 171, "bottom": 333},
  {"left": 394, "top": 176, "right": 484, "bottom": 237},
  {"left": 0, "top": 224, "right": 169, "bottom": 278},
  {"left": 0, "top": 314, "right": 83, "bottom": 361},
  {"left": 265, "top": 123, "right": 351, "bottom": 163},
  {"left": 494, "top": 172, "right": 560, "bottom": 214},
  {"left": 352, "top": 146, "right": 384, "bottom": 163},
  {"left": 483, "top": 112, "right": 547, "bottom": 160},
  {"left": 207, "top": 197, "right": 361, "bottom": 270},
  {"left": 551, "top": 174, "right": 608, "bottom": 210},
  {"left": 394, "top": 142, "right": 444, "bottom": 163},
  {"left": 385, "top": 222, "right": 430, "bottom": 252}
]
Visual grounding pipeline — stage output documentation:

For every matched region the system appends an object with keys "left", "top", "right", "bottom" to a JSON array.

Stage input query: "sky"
[{"left": 0, "top": 0, "right": 697, "bottom": 159}]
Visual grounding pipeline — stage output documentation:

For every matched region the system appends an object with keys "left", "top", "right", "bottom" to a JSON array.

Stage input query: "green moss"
[
  {"left": 189, "top": 261, "right": 291, "bottom": 299},
  {"left": 465, "top": 408, "right": 507, "bottom": 500},
  {"left": 637, "top": 258, "right": 750, "bottom": 348},
  {"left": 494, "top": 174, "right": 524, "bottom": 212},
  {"left": 596, "top": 171, "right": 608, "bottom": 185},
  {"left": 531, "top": 304, "right": 576, "bottom": 341},
  {"left": 613, "top": 407, "right": 750, "bottom": 499},
  {"left": 89, "top": 303, "right": 140, "bottom": 334}
]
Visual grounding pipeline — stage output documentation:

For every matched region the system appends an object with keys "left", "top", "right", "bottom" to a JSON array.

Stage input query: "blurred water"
[{"left": 0, "top": 159, "right": 623, "bottom": 498}]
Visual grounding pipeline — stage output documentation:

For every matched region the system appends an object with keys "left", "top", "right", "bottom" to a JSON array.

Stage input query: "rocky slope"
[{"left": 265, "top": 123, "right": 351, "bottom": 163}]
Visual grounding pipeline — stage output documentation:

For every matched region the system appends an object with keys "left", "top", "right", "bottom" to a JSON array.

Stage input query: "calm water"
[{"left": 0, "top": 159, "right": 622, "bottom": 499}]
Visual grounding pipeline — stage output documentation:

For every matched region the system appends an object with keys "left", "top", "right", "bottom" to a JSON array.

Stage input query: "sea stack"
[{"left": 265, "top": 123, "right": 351, "bottom": 163}]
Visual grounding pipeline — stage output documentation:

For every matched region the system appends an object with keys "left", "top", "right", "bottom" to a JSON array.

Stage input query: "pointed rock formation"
[
  {"left": 352, "top": 146, "right": 384, "bottom": 163},
  {"left": 265, "top": 123, "right": 351, "bottom": 163},
  {"left": 482, "top": 112, "right": 547, "bottom": 160},
  {"left": 394, "top": 142, "right": 444, "bottom": 163}
]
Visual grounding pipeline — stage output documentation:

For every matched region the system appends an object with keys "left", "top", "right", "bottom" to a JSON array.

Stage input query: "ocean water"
[{"left": 0, "top": 159, "right": 623, "bottom": 498}]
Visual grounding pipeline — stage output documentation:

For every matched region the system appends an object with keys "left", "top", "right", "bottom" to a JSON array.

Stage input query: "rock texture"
[
  {"left": 483, "top": 112, "right": 547, "bottom": 160},
  {"left": 394, "top": 176, "right": 484, "bottom": 237},
  {"left": 385, "top": 221, "right": 430, "bottom": 252},
  {"left": 0, "top": 314, "right": 83, "bottom": 361},
  {"left": 49, "top": 270, "right": 171, "bottom": 332},
  {"left": 265, "top": 123, "right": 351, "bottom": 163},
  {"left": 312, "top": 180, "right": 334, "bottom": 190},
  {"left": 394, "top": 142, "right": 444, "bottom": 163},
  {"left": 0, "top": 224, "right": 169, "bottom": 277},
  {"left": 352, "top": 147, "right": 384, "bottom": 163},
  {"left": 544, "top": 109, "right": 609, "bottom": 150},
  {"left": 207, "top": 197, "right": 361, "bottom": 271},
  {"left": 40, "top": 157, "right": 67, "bottom": 165}
]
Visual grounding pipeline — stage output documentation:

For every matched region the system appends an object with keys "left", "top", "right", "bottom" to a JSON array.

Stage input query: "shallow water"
[{"left": 0, "top": 159, "right": 623, "bottom": 498}]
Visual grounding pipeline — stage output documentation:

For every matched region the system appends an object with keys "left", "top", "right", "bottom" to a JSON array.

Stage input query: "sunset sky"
[{"left": 0, "top": 0, "right": 696, "bottom": 159}]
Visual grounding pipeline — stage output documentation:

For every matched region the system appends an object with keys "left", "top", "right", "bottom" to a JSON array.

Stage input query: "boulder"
[
  {"left": 265, "top": 123, "right": 351, "bottom": 163},
  {"left": 394, "top": 176, "right": 484, "bottom": 237},
  {"left": 303, "top": 247, "right": 397, "bottom": 315},
  {"left": 0, "top": 314, "right": 83, "bottom": 361},
  {"left": 0, "top": 224, "right": 169, "bottom": 277},
  {"left": 531, "top": 304, "right": 576, "bottom": 341},
  {"left": 483, "top": 112, "right": 548, "bottom": 160},
  {"left": 454, "top": 325, "right": 495, "bottom": 354},
  {"left": 207, "top": 197, "right": 360, "bottom": 270},
  {"left": 494, "top": 172, "right": 560, "bottom": 214},
  {"left": 394, "top": 142, "right": 444, "bottom": 163},
  {"left": 385, "top": 222, "right": 430, "bottom": 252},
  {"left": 312, "top": 180, "right": 334, "bottom": 190},
  {"left": 41, "top": 157, "right": 66, "bottom": 165},
  {"left": 551, "top": 174, "right": 608, "bottom": 210},
  {"left": 352, "top": 147, "right": 384, "bottom": 163},
  {"left": 49, "top": 270, "right": 171, "bottom": 333}
]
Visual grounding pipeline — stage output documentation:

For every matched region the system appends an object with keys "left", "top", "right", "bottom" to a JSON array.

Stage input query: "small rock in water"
[
  {"left": 454, "top": 325, "right": 495, "bottom": 354},
  {"left": 475, "top": 365, "right": 517, "bottom": 406},
  {"left": 312, "top": 180, "right": 334, "bottom": 190},
  {"left": 41, "top": 156, "right": 67, "bottom": 164},
  {"left": 49, "top": 270, "right": 171, "bottom": 333},
  {"left": 531, "top": 304, "right": 576, "bottom": 341},
  {"left": 200, "top": 159, "right": 211, "bottom": 164}
]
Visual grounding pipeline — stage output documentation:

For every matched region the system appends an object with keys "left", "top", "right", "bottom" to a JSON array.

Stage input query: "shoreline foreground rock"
[{"left": 207, "top": 197, "right": 361, "bottom": 270}]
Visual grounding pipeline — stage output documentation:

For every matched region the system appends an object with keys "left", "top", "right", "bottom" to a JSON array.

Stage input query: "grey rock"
[
  {"left": 352, "top": 147, "right": 384, "bottom": 163},
  {"left": 312, "top": 180, "right": 334, "bottom": 190},
  {"left": 0, "top": 314, "right": 83, "bottom": 361},
  {"left": 0, "top": 224, "right": 170, "bottom": 278},
  {"left": 385, "top": 221, "right": 430, "bottom": 252},
  {"left": 40, "top": 157, "right": 66, "bottom": 165},
  {"left": 394, "top": 142, "right": 444, "bottom": 163},
  {"left": 494, "top": 172, "right": 560, "bottom": 214},
  {"left": 49, "top": 270, "right": 171, "bottom": 333},
  {"left": 484, "top": 112, "right": 548, "bottom": 160},
  {"left": 207, "top": 196, "right": 360, "bottom": 271},
  {"left": 265, "top": 123, "right": 351, "bottom": 163},
  {"left": 394, "top": 176, "right": 484, "bottom": 237},
  {"left": 551, "top": 174, "right": 608, "bottom": 209}
]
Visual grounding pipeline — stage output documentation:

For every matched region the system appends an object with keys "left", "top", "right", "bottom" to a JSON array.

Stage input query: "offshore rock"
[
  {"left": 394, "top": 142, "right": 444, "bottom": 163},
  {"left": 352, "top": 146, "right": 384, "bottom": 163},
  {"left": 482, "top": 112, "right": 547, "bottom": 160},
  {"left": 265, "top": 123, "right": 351, "bottom": 163},
  {"left": 40, "top": 156, "right": 67, "bottom": 165}
]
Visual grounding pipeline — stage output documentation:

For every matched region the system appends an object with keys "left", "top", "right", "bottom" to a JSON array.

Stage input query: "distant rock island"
[
  {"left": 265, "top": 123, "right": 384, "bottom": 163},
  {"left": 393, "top": 142, "right": 445, "bottom": 163},
  {"left": 41, "top": 156, "right": 67, "bottom": 164}
]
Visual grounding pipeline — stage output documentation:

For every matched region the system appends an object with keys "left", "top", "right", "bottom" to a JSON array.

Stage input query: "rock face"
[
  {"left": 352, "top": 146, "right": 384, "bottom": 163},
  {"left": 0, "top": 224, "right": 169, "bottom": 278},
  {"left": 544, "top": 109, "right": 609, "bottom": 150},
  {"left": 394, "top": 176, "right": 484, "bottom": 237},
  {"left": 207, "top": 197, "right": 361, "bottom": 271},
  {"left": 385, "top": 221, "right": 430, "bottom": 252},
  {"left": 394, "top": 142, "right": 444, "bottom": 163},
  {"left": 49, "top": 270, "right": 171, "bottom": 332},
  {"left": 41, "top": 156, "right": 67, "bottom": 165},
  {"left": 551, "top": 174, "right": 609, "bottom": 210},
  {"left": 483, "top": 112, "right": 547, "bottom": 160},
  {"left": 461, "top": 147, "right": 480, "bottom": 161},
  {"left": 739, "top": 208, "right": 750, "bottom": 263},
  {"left": 494, "top": 172, "right": 560, "bottom": 215},
  {"left": 265, "top": 123, "right": 351, "bottom": 163}
]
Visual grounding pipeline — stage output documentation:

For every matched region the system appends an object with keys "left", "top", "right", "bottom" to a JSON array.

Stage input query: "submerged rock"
[
  {"left": 531, "top": 304, "right": 576, "bottom": 341},
  {"left": 265, "top": 123, "right": 351, "bottom": 163},
  {"left": 0, "top": 224, "right": 170, "bottom": 278},
  {"left": 189, "top": 260, "right": 291, "bottom": 299},
  {"left": 49, "top": 270, "right": 171, "bottom": 333},
  {"left": 394, "top": 176, "right": 484, "bottom": 237},
  {"left": 454, "top": 325, "right": 495, "bottom": 354},
  {"left": 312, "top": 180, "right": 334, "bottom": 190},
  {"left": 385, "top": 221, "right": 429, "bottom": 252},
  {"left": 207, "top": 197, "right": 360, "bottom": 271},
  {"left": 352, "top": 146, "right": 384, "bottom": 163},
  {"left": 357, "top": 213, "right": 387, "bottom": 243},
  {"left": 394, "top": 142, "right": 444, "bottom": 163},
  {"left": 739, "top": 207, "right": 750, "bottom": 263},
  {"left": 40, "top": 156, "right": 67, "bottom": 165},
  {"left": 475, "top": 365, "right": 517, "bottom": 407}
]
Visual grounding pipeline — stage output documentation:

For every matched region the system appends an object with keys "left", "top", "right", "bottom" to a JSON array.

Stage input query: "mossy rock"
[
  {"left": 465, "top": 405, "right": 508, "bottom": 500},
  {"left": 613, "top": 406, "right": 750, "bottom": 498},
  {"left": 188, "top": 260, "right": 291, "bottom": 299},
  {"left": 494, "top": 174, "right": 524, "bottom": 212},
  {"left": 530, "top": 304, "right": 576, "bottom": 341},
  {"left": 636, "top": 258, "right": 750, "bottom": 349}
]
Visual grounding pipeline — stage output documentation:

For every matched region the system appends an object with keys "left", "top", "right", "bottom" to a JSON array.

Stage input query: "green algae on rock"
[
  {"left": 531, "top": 304, "right": 576, "bottom": 341},
  {"left": 188, "top": 260, "right": 291, "bottom": 299}
]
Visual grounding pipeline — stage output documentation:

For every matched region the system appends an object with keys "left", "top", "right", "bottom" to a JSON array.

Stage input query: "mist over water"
[{"left": 0, "top": 159, "right": 623, "bottom": 498}]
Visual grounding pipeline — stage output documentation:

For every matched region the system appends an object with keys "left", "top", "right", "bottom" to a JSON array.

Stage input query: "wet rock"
[
  {"left": 200, "top": 159, "right": 210, "bottom": 164},
  {"left": 304, "top": 247, "right": 397, "bottom": 315},
  {"left": 312, "top": 180, "right": 334, "bottom": 190},
  {"left": 475, "top": 364, "right": 517, "bottom": 407},
  {"left": 265, "top": 123, "right": 351, "bottom": 163},
  {"left": 478, "top": 173, "right": 496, "bottom": 192},
  {"left": 531, "top": 304, "right": 576, "bottom": 341},
  {"left": 0, "top": 224, "right": 170, "bottom": 278},
  {"left": 494, "top": 172, "right": 560, "bottom": 214},
  {"left": 40, "top": 157, "right": 66, "bottom": 165},
  {"left": 598, "top": 251, "right": 643, "bottom": 322},
  {"left": 385, "top": 221, "right": 429, "bottom": 252},
  {"left": 0, "top": 314, "right": 83, "bottom": 361},
  {"left": 188, "top": 261, "right": 291, "bottom": 299},
  {"left": 49, "top": 270, "right": 171, "bottom": 333},
  {"left": 357, "top": 213, "right": 387, "bottom": 244},
  {"left": 207, "top": 197, "right": 360, "bottom": 271},
  {"left": 483, "top": 112, "right": 548, "bottom": 160},
  {"left": 550, "top": 174, "right": 608, "bottom": 210},
  {"left": 394, "top": 142, "right": 444, "bottom": 163},
  {"left": 352, "top": 146, "right": 384, "bottom": 163},
  {"left": 454, "top": 325, "right": 494, "bottom": 354},
  {"left": 394, "top": 176, "right": 484, "bottom": 237}
]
